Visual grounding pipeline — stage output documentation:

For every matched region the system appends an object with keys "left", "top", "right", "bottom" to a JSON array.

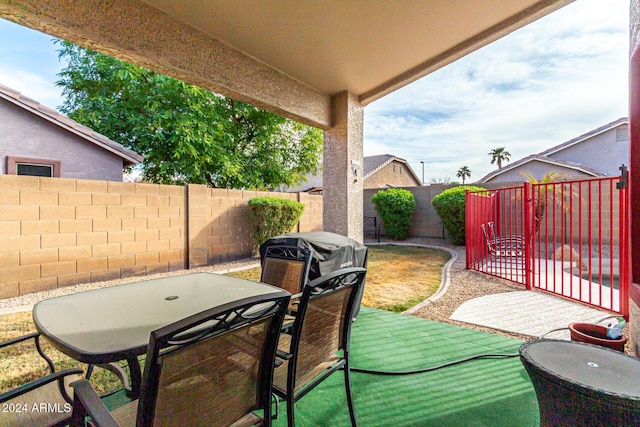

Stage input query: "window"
[
  {"left": 17, "top": 163, "right": 54, "bottom": 177},
  {"left": 7, "top": 156, "right": 60, "bottom": 177}
]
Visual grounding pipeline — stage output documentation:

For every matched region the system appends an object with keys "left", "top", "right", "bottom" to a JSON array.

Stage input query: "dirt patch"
[{"left": 362, "top": 245, "right": 450, "bottom": 311}]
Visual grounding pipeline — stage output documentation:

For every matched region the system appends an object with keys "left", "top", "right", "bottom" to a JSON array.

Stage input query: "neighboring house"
[
  {"left": 0, "top": 83, "right": 142, "bottom": 181},
  {"left": 478, "top": 118, "right": 629, "bottom": 184},
  {"left": 288, "top": 154, "right": 422, "bottom": 194}
]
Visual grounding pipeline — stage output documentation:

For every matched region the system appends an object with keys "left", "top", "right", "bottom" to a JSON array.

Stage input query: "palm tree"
[
  {"left": 456, "top": 166, "right": 471, "bottom": 184},
  {"left": 520, "top": 171, "right": 574, "bottom": 234},
  {"left": 488, "top": 147, "right": 511, "bottom": 169}
]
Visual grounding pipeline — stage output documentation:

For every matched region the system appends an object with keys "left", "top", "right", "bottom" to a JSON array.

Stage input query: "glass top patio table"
[{"left": 32, "top": 272, "right": 283, "bottom": 397}]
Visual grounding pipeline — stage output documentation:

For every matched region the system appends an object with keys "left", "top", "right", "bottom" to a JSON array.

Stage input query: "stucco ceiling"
[{"left": 142, "top": 0, "right": 572, "bottom": 103}]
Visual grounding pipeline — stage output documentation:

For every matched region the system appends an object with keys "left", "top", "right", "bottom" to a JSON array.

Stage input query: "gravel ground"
[{"left": 0, "top": 238, "right": 531, "bottom": 341}]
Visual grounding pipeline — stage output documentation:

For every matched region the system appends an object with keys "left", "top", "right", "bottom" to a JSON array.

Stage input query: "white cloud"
[
  {"left": 0, "top": 66, "right": 64, "bottom": 108},
  {"left": 364, "top": 0, "right": 629, "bottom": 184}
]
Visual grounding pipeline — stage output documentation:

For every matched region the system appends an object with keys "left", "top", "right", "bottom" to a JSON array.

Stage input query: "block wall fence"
[
  {"left": 364, "top": 184, "right": 455, "bottom": 240},
  {"left": 0, "top": 175, "right": 322, "bottom": 299}
]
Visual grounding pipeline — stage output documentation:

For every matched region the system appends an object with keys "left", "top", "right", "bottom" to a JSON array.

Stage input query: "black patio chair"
[
  {"left": 261, "top": 245, "right": 312, "bottom": 297},
  {"left": 272, "top": 267, "right": 367, "bottom": 427},
  {"left": 261, "top": 245, "right": 312, "bottom": 323},
  {"left": 0, "top": 332, "right": 83, "bottom": 427},
  {"left": 69, "top": 290, "right": 290, "bottom": 427}
]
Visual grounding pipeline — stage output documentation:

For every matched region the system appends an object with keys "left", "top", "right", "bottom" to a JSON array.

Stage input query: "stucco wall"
[
  {"left": 1, "top": 99, "right": 125, "bottom": 181},
  {"left": 365, "top": 160, "right": 421, "bottom": 189},
  {"left": 0, "top": 174, "right": 322, "bottom": 299},
  {"left": 551, "top": 125, "right": 629, "bottom": 177}
]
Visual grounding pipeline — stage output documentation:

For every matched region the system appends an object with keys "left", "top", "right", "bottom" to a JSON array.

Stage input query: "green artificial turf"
[
  {"left": 105, "top": 308, "right": 539, "bottom": 426},
  {"left": 272, "top": 308, "right": 539, "bottom": 427}
]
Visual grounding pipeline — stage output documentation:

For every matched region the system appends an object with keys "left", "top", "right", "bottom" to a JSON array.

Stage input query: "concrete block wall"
[
  {"left": 0, "top": 175, "right": 186, "bottom": 299},
  {"left": 364, "top": 184, "right": 454, "bottom": 240},
  {"left": 187, "top": 187, "right": 323, "bottom": 267},
  {"left": 297, "top": 192, "right": 323, "bottom": 232},
  {"left": 0, "top": 175, "right": 323, "bottom": 298}
]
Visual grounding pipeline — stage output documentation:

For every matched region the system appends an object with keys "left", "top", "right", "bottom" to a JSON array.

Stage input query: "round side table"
[{"left": 520, "top": 339, "right": 640, "bottom": 427}]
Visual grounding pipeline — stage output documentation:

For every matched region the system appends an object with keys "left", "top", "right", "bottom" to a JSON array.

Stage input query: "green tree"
[
  {"left": 456, "top": 166, "right": 471, "bottom": 184},
  {"left": 488, "top": 147, "right": 511, "bottom": 169},
  {"left": 55, "top": 41, "right": 322, "bottom": 190}
]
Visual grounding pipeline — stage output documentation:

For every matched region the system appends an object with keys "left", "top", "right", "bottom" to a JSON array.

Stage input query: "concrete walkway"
[{"left": 450, "top": 290, "right": 619, "bottom": 339}]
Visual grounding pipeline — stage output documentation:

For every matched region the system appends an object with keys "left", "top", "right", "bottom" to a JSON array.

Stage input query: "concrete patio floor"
[{"left": 450, "top": 290, "right": 616, "bottom": 339}]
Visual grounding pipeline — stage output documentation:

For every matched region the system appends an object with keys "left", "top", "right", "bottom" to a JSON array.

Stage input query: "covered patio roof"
[{"left": 0, "top": 0, "right": 572, "bottom": 129}]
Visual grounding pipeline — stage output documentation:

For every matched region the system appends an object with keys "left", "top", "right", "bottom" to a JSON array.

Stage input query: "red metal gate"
[{"left": 466, "top": 171, "right": 630, "bottom": 316}]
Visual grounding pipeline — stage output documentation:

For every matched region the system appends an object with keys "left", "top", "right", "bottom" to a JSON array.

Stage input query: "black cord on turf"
[{"left": 350, "top": 352, "right": 519, "bottom": 376}]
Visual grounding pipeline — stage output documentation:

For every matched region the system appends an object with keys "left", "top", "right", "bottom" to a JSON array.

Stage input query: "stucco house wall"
[
  {"left": 549, "top": 124, "right": 629, "bottom": 176},
  {"left": 1, "top": 99, "right": 126, "bottom": 181},
  {"left": 478, "top": 118, "right": 629, "bottom": 184},
  {"left": 0, "top": 84, "right": 142, "bottom": 182},
  {"left": 487, "top": 160, "right": 593, "bottom": 183},
  {"left": 364, "top": 159, "right": 421, "bottom": 189}
]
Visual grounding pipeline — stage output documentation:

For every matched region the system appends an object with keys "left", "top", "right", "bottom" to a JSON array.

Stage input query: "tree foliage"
[
  {"left": 432, "top": 185, "right": 485, "bottom": 245},
  {"left": 55, "top": 41, "right": 322, "bottom": 190},
  {"left": 520, "top": 171, "right": 574, "bottom": 234},
  {"left": 456, "top": 166, "right": 471, "bottom": 184},
  {"left": 488, "top": 147, "right": 511, "bottom": 169},
  {"left": 371, "top": 188, "right": 416, "bottom": 240}
]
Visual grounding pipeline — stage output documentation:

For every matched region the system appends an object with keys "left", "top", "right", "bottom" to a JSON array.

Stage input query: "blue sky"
[{"left": 0, "top": 0, "right": 630, "bottom": 184}]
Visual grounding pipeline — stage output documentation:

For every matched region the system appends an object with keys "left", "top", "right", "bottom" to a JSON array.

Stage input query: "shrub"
[
  {"left": 248, "top": 196, "right": 304, "bottom": 249},
  {"left": 432, "top": 185, "right": 485, "bottom": 245},
  {"left": 371, "top": 188, "right": 416, "bottom": 240}
]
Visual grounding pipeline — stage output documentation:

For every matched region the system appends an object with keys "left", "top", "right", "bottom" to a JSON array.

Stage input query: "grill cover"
[{"left": 260, "top": 231, "right": 368, "bottom": 316}]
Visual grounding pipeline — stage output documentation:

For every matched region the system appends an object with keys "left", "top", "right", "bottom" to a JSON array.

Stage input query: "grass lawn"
[
  {"left": 0, "top": 244, "right": 450, "bottom": 394},
  {"left": 229, "top": 245, "right": 451, "bottom": 312}
]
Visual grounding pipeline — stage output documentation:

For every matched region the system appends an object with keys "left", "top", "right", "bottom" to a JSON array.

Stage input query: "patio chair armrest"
[
  {"left": 0, "top": 332, "right": 40, "bottom": 349},
  {"left": 1, "top": 332, "right": 58, "bottom": 375},
  {"left": 71, "top": 379, "right": 121, "bottom": 427},
  {"left": 276, "top": 349, "right": 292, "bottom": 360},
  {"left": 0, "top": 368, "right": 83, "bottom": 403}
]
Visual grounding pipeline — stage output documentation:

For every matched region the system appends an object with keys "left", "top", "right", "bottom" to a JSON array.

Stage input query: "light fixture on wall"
[{"left": 351, "top": 159, "right": 361, "bottom": 182}]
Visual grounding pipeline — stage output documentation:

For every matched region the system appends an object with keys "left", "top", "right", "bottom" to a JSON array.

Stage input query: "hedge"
[
  {"left": 248, "top": 196, "right": 304, "bottom": 249},
  {"left": 371, "top": 188, "right": 416, "bottom": 240},
  {"left": 432, "top": 185, "right": 485, "bottom": 245}
]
